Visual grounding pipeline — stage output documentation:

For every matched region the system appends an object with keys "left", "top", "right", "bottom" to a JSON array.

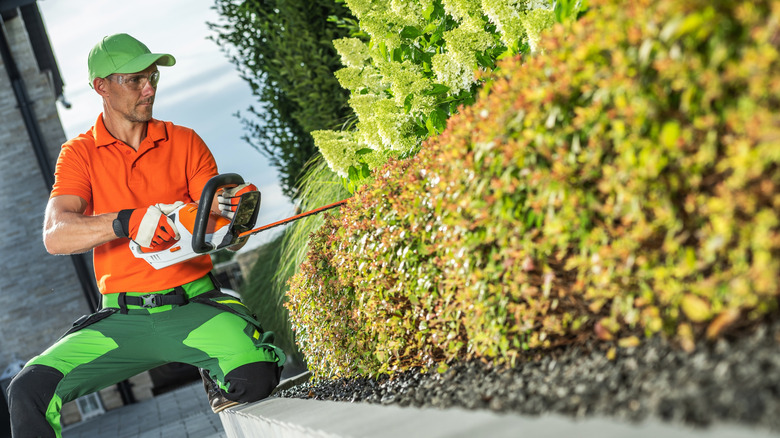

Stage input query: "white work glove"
[
  {"left": 218, "top": 183, "right": 258, "bottom": 220},
  {"left": 115, "top": 201, "right": 184, "bottom": 249}
]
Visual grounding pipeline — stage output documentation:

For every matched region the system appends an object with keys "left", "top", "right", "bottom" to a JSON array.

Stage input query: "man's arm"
[{"left": 43, "top": 195, "right": 117, "bottom": 255}]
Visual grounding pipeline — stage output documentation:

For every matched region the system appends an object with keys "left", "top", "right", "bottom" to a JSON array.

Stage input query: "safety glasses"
[{"left": 107, "top": 70, "right": 160, "bottom": 90}]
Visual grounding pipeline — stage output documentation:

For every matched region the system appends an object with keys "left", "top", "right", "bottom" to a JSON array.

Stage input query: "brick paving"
[{"left": 62, "top": 382, "right": 225, "bottom": 438}]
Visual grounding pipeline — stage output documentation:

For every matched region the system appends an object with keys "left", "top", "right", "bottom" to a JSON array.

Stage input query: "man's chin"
[{"left": 130, "top": 108, "right": 153, "bottom": 122}]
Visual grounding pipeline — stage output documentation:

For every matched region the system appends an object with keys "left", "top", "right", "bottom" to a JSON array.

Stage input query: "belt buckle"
[{"left": 140, "top": 294, "right": 161, "bottom": 308}]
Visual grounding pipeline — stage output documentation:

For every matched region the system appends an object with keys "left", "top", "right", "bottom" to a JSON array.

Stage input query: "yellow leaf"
[
  {"left": 660, "top": 121, "right": 680, "bottom": 149},
  {"left": 706, "top": 308, "right": 740, "bottom": 339},
  {"left": 594, "top": 318, "right": 615, "bottom": 340},
  {"left": 677, "top": 323, "right": 696, "bottom": 352},
  {"left": 680, "top": 294, "right": 712, "bottom": 322},
  {"left": 618, "top": 336, "right": 641, "bottom": 348}
]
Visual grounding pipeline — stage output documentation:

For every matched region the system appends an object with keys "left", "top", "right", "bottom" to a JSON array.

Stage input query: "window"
[{"left": 75, "top": 393, "right": 105, "bottom": 421}]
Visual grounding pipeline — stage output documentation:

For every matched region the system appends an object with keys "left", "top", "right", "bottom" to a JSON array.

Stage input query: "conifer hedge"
[{"left": 287, "top": 0, "right": 780, "bottom": 377}]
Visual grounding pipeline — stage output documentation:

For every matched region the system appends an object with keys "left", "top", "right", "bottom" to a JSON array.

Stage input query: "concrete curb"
[
  {"left": 270, "top": 370, "right": 313, "bottom": 397},
  {"left": 219, "top": 396, "right": 776, "bottom": 438}
]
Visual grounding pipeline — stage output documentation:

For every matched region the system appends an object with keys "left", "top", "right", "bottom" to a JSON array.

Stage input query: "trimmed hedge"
[{"left": 287, "top": 0, "right": 780, "bottom": 377}]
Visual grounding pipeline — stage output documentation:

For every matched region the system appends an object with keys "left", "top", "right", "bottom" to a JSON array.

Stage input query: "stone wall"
[{"left": 0, "top": 14, "right": 88, "bottom": 367}]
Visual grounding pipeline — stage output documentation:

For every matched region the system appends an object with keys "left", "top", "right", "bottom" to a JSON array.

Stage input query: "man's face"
[{"left": 103, "top": 65, "right": 159, "bottom": 123}]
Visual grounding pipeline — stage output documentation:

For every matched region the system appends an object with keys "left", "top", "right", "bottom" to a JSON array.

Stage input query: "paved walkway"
[{"left": 62, "top": 382, "right": 225, "bottom": 438}]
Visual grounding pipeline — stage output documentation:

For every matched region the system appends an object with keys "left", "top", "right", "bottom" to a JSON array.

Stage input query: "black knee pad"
[
  {"left": 8, "top": 364, "right": 63, "bottom": 407},
  {"left": 8, "top": 364, "right": 64, "bottom": 438},
  {"left": 223, "top": 361, "right": 281, "bottom": 403}
]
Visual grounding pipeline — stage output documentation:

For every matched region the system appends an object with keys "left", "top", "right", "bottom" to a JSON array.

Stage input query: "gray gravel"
[{"left": 278, "top": 318, "right": 780, "bottom": 433}]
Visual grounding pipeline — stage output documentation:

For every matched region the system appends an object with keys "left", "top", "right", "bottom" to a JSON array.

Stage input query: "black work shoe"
[{"left": 199, "top": 368, "right": 240, "bottom": 413}]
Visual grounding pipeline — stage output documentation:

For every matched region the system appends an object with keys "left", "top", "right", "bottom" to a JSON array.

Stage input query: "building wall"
[{"left": 0, "top": 15, "right": 88, "bottom": 366}]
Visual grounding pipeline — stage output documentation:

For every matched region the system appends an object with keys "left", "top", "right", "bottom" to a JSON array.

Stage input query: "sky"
[{"left": 36, "top": 0, "right": 294, "bottom": 251}]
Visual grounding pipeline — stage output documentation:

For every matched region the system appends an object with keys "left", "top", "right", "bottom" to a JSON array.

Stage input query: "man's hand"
[
  {"left": 115, "top": 202, "right": 184, "bottom": 249},
  {"left": 218, "top": 183, "right": 258, "bottom": 220}
]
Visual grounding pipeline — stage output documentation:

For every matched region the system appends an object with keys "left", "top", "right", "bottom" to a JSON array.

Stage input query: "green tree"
[{"left": 210, "top": 0, "right": 357, "bottom": 198}]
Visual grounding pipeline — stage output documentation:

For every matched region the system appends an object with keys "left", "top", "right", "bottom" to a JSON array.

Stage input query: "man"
[{"left": 7, "top": 33, "right": 284, "bottom": 437}]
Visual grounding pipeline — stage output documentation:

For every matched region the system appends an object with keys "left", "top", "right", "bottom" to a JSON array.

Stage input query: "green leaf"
[
  {"left": 425, "top": 116, "right": 436, "bottom": 136},
  {"left": 422, "top": 2, "right": 435, "bottom": 21},
  {"left": 356, "top": 148, "right": 374, "bottom": 156},
  {"left": 400, "top": 26, "right": 421, "bottom": 40},
  {"left": 403, "top": 93, "right": 414, "bottom": 113},
  {"left": 424, "top": 83, "right": 450, "bottom": 96},
  {"left": 392, "top": 47, "right": 403, "bottom": 62},
  {"left": 430, "top": 108, "right": 448, "bottom": 133},
  {"left": 495, "top": 47, "right": 512, "bottom": 60},
  {"left": 475, "top": 52, "right": 494, "bottom": 69},
  {"left": 430, "top": 28, "right": 443, "bottom": 46},
  {"left": 348, "top": 165, "right": 359, "bottom": 181},
  {"left": 422, "top": 22, "right": 438, "bottom": 35}
]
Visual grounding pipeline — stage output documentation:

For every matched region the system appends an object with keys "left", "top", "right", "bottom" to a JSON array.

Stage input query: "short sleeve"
[{"left": 50, "top": 137, "right": 92, "bottom": 206}]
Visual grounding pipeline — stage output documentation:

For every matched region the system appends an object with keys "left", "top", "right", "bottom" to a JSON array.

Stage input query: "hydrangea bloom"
[
  {"left": 443, "top": 0, "right": 486, "bottom": 31},
  {"left": 432, "top": 26, "right": 495, "bottom": 93},
  {"left": 482, "top": 0, "right": 553, "bottom": 52},
  {"left": 523, "top": 8, "right": 555, "bottom": 53},
  {"left": 380, "top": 60, "right": 432, "bottom": 108},
  {"left": 312, "top": 130, "right": 363, "bottom": 177},
  {"left": 350, "top": 95, "right": 416, "bottom": 153},
  {"left": 334, "top": 38, "right": 372, "bottom": 68},
  {"left": 335, "top": 66, "right": 385, "bottom": 94},
  {"left": 388, "top": 0, "right": 434, "bottom": 28}
]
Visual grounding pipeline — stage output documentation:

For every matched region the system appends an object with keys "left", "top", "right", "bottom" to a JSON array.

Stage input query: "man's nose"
[{"left": 140, "top": 79, "right": 156, "bottom": 96}]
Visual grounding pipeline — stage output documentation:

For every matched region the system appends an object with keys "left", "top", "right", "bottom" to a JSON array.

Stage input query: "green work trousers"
[{"left": 7, "top": 276, "right": 284, "bottom": 438}]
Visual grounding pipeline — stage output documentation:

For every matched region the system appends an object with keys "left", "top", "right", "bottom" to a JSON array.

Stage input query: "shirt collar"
[{"left": 92, "top": 114, "right": 167, "bottom": 147}]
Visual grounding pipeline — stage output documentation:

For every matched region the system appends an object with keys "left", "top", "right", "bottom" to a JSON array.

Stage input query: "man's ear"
[{"left": 93, "top": 77, "right": 109, "bottom": 97}]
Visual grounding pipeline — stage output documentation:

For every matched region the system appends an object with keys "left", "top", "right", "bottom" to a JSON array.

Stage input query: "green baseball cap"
[{"left": 88, "top": 33, "right": 176, "bottom": 87}]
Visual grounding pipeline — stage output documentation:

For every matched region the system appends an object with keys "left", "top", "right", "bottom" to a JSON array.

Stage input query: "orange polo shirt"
[{"left": 51, "top": 115, "right": 219, "bottom": 294}]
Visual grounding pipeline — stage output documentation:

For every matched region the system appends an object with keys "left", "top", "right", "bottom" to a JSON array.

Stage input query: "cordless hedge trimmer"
[{"left": 130, "top": 173, "right": 347, "bottom": 269}]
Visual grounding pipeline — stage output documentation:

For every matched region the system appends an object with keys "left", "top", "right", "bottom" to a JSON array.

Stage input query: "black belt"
[
  {"left": 118, "top": 286, "right": 189, "bottom": 310},
  {"left": 104, "top": 274, "right": 220, "bottom": 314}
]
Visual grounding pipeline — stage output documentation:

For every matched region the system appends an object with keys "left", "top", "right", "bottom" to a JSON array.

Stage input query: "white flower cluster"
[
  {"left": 523, "top": 7, "right": 555, "bottom": 53},
  {"left": 388, "top": 0, "right": 434, "bottom": 28},
  {"left": 381, "top": 60, "right": 435, "bottom": 111},
  {"left": 312, "top": 130, "right": 363, "bottom": 177},
  {"left": 331, "top": 37, "right": 432, "bottom": 157},
  {"left": 442, "top": 0, "right": 486, "bottom": 30},
  {"left": 432, "top": 26, "right": 495, "bottom": 94},
  {"left": 312, "top": 123, "right": 394, "bottom": 178},
  {"left": 350, "top": 95, "right": 417, "bottom": 153},
  {"left": 333, "top": 38, "right": 372, "bottom": 68},
  {"left": 346, "top": 0, "right": 432, "bottom": 49},
  {"left": 482, "top": 0, "right": 554, "bottom": 53}
]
